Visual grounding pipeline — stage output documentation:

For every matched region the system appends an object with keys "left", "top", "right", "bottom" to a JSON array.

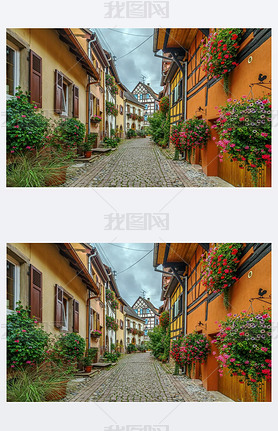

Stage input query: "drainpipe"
[
  {"left": 87, "top": 248, "right": 97, "bottom": 349},
  {"left": 87, "top": 36, "right": 97, "bottom": 136},
  {"left": 183, "top": 61, "right": 188, "bottom": 121}
]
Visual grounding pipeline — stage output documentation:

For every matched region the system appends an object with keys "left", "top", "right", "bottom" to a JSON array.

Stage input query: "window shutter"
[
  {"left": 178, "top": 294, "right": 183, "bottom": 314},
  {"left": 55, "top": 284, "right": 63, "bottom": 328},
  {"left": 54, "top": 69, "right": 63, "bottom": 113},
  {"left": 30, "top": 265, "right": 42, "bottom": 322},
  {"left": 29, "top": 50, "right": 42, "bottom": 108},
  {"left": 90, "top": 308, "right": 94, "bottom": 331},
  {"left": 178, "top": 81, "right": 182, "bottom": 100},
  {"left": 73, "top": 299, "right": 79, "bottom": 332},
  {"left": 96, "top": 313, "right": 100, "bottom": 330},
  {"left": 73, "top": 85, "right": 79, "bottom": 118},
  {"left": 96, "top": 98, "right": 100, "bottom": 116}
]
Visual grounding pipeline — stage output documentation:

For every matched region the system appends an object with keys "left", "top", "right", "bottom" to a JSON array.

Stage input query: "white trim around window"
[
  {"left": 7, "top": 257, "right": 20, "bottom": 314},
  {"left": 6, "top": 41, "right": 20, "bottom": 99}
]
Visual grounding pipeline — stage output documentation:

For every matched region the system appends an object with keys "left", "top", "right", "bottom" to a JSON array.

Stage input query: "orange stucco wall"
[
  {"left": 185, "top": 30, "right": 271, "bottom": 185},
  {"left": 186, "top": 244, "right": 271, "bottom": 400}
]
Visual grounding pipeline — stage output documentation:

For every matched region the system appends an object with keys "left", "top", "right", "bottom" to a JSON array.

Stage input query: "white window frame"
[
  {"left": 61, "top": 298, "right": 69, "bottom": 331},
  {"left": 7, "top": 257, "right": 20, "bottom": 314},
  {"left": 6, "top": 41, "right": 20, "bottom": 99},
  {"left": 61, "top": 83, "right": 69, "bottom": 116}
]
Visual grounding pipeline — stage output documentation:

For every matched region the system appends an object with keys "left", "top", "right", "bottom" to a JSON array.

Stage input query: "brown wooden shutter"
[
  {"left": 55, "top": 285, "right": 63, "bottom": 328},
  {"left": 54, "top": 70, "right": 63, "bottom": 113},
  {"left": 96, "top": 313, "right": 100, "bottom": 330},
  {"left": 73, "top": 300, "right": 79, "bottom": 333},
  {"left": 30, "top": 265, "right": 42, "bottom": 322},
  {"left": 96, "top": 98, "right": 100, "bottom": 116},
  {"left": 73, "top": 85, "right": 79, "bottom": 118},
  {"left": 29, "top": 50, "right": 42, "bottom": 108}
]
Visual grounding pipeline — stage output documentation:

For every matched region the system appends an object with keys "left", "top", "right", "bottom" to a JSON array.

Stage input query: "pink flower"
[
  {"left": 22, "top": 329, "right": 26, "bottom": 332},
  {"left": 14, "top": 340, "right": 19, "bottom": 343},
  {"left": 261, "top": 132, "right": 268, "bottom": 137},
  {"left": 21, "top": 115, "right": 26, "bottom": 118},
  {"left": 239, "top": 332, "right": 245, "bottom": 336},
  {"left": 261, "top": 347, "right": 268, "bottom": 352},
  {"left": 230, "top": 358, "right": 236, "bottom": 362}
]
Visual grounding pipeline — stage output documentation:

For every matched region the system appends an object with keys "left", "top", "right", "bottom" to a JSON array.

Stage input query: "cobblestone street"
[
  {"left": 64, "top": 137, "right": 220, "bottom": 187},
  {"left": 64, "top": 352, "right": 218, "bottom": 402}
]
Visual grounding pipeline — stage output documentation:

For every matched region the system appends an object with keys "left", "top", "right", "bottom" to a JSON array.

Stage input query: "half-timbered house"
[
  {"left": 132, "top": 296, "right": 159, "bottom": 341},
  {"left": 124, "top": 304, "right": 145, "bottom": 347},
  {"left": 132, "top": 81, "right": 159, "bottom": 127},
  {"left": 153, "top": 28, "right": 271, "bottom": 186},
  {"left": 153, "top": 242, "right": 272, "bottom": 402}
]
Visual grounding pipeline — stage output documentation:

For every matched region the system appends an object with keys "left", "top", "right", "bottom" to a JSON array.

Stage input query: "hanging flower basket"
[
  {"left": 91, "top": 330, "right": 102, "bottom": 338},
  {"left": 214, "top": 96, "right": 271, "bottom": 186},
  {"left": 213, "top": 310, "right": 271, "bottom": 401},
  {"left": 201, "top": 28, "right": 242, "bottom": 95},
  {"left": 201, "top": 243, "right": 243, "bottom": 309}
]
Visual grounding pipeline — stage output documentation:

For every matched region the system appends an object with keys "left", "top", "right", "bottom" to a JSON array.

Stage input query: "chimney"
[
  {"left": 147, "top": 297, "right": 150, "bottom": 301},
  {"left": 147, "top": 83, "right": 150, "bottom": 86}
]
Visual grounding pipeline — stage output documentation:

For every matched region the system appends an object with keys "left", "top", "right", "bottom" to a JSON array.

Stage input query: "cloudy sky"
[
  {"left": 93, "top": 28, "right": 162, "bottom": 93},
  {"left": 94, "top": 243, "right": 163, "bottom": 308}
]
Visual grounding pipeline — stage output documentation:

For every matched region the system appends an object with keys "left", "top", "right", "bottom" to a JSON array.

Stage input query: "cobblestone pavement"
[
  {"left": 63, "top": 137, "right": 217, "bottom": 187},
  {"left": 64, "top": 352, "right": 217, "bottom": 402}
]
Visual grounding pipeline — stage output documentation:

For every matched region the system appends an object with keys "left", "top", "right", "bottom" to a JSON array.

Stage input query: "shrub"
[
  {"left": 179, "top": 117, "right": 210, "bottom": 160},
  {"left": 170, "top": 332, "right": 210, "bottom": 376},
  {"left": 7, "top": 88, "right": 49, "bottom": 154},
  {"left": 136, "top": 344, "right": 146, "bottom": 352},
  {"left": 214, "top": 310, "right": 271, "bottom": 401},
  {"left": 136, "top": 129, "right": 146, "bottom": 138},
  {"left": 103, "top": 137, "right": 119, "bottom": 148},
  {"left": 127, "top": 344, "right": 137, "bottom": 354},
  {"left": 103, "top": 352, "right": 120, "bottom": 362},
  {"left": 127, "top": 128, "right": 137, "bottom": 139},
  {"left": 7, "top": 304, "right": 49, "bottom": 369},
  {"left": 201, "top": 243, "right": 243, "bottom": 308},
  {"left": 148, "top": 325, "right": 170, "bottom": 360},
  {"left": 51, "top": 332, "right": 86, "bottom": 366},
  {"left": 51, "top": 118, "right": 85, "bottom": 155},
  {"left": 214, "top": 96, "right": 271, "bottom": 186},
  {"left": 147, "top": 111, "right": 166, "bottom": 144}
]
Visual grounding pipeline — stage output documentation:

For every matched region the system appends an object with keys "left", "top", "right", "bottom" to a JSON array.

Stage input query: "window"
[
  {"left": 145, "top": 318, "right": 148, "bottom": 324},
  {"left": 127, "top": 319, "right": 130, "bottom": 328},
  {"left": 127, "top": 123, "right": 130, "bottom": 129},
  {"left": 146, "top": 93, "right": 149, "bottom": 99},
  {"left": 144, "top": 115, "right": 148, "bottom": 121},
  {"left": 120, "top": 320, "right": 123, "bottom": 329},
  {"left": 127, "top": 105, "right": 130, "bottom": 113},
  {"left": 62, "top": 81, "right": 69, "bottom": 116},
  {"left": 134, "top": 309, "right": 138, "bottom": 314},
  {"left": 140, "top": 94, "right": 142, "bottom": 100},
  {"left": 138, "top": 110, "right": 141, "bottom": 115},
  {"left": 6, "top": 43, "right": 19, "bottom": 97},
  {"left": 144, "top": 329, "right": 148, "bottom": 335},
  {"left": 146, "top": 308, "right": 150, "bottom": 313},
  {"left": 7, "top": 258, "right": 20, "bottom": 313},
  {"left": 62, "top": 297, "right": 69, "bottom": 331},
  {"left": 134, "top": 94, "right": 138, "bottom": 99},
  {"left": 145, "top": 104, "right": 148, "bottom": 109},
  {"left": 172, "top": 294, "right": 183, "bottom": 320}
]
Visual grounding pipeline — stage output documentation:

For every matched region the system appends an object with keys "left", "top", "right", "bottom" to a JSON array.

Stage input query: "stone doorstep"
[
  {"left": 74, "top": 369, "right": 99, "bottom": 377},
  {"left": 92, "top": 362, "right": 113, "bottom": 367}
]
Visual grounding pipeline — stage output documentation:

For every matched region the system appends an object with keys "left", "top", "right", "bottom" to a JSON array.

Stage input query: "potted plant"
[
  {"left": 83, "top": 140, "right": 92, "bottom": 158},
  {"left": 91, "top": 330, "right": 101, "bottom": 338},
  {"left": 83, "top": 355, "right": 92, "bottom": 373}
]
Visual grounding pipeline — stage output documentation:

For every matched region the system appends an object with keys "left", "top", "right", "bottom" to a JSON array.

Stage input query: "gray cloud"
[
  {"left": 96, "top": 243, "right": 163, "bottom": 308},
  {"left": 94, "top": 28, "right": 162, "bottom": 93}
]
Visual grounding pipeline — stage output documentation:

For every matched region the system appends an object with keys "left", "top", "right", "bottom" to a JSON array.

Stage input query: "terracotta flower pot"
[
  {"left": 84, "top": 150, "right": 92, "bottom": 158},
  {"left": 85, "top": 365, "right": 92, "bottom": 373},
  {"left": 45, "top": 380, "right": 68, "bottom": 401}
]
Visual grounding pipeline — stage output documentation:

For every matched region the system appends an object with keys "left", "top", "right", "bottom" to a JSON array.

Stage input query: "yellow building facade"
[
  {"left": 6, "top": 28, "right": 99, "bottom": 129},
  {"left": 7, "top": 243, "right": 99, "bottom": 343}
]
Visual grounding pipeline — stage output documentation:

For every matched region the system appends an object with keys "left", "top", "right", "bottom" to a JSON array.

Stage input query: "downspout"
[
  {"left": 183, "top": 60, "right": 188, "bottom": 122},
  {"left": 87, "top": 249, "right": 97, "bottom": 349},
  {"left": 87, "top": 36, "right": 97, "bottom": 136}
]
